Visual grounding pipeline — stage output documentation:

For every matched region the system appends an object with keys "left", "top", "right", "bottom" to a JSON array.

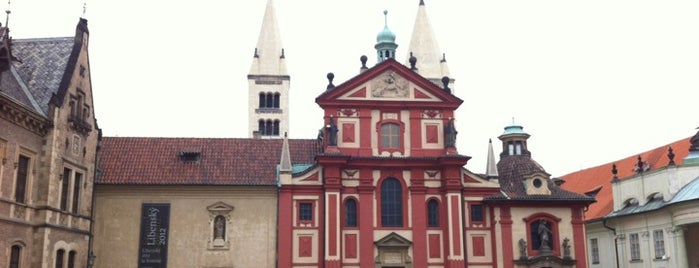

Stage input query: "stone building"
[{"left": 0, "top": 18, "right": 99, "bottom": 268}]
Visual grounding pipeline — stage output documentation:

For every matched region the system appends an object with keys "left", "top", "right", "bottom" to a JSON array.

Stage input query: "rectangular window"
[
  {"left": 629, "top": 233, "right": 641, "bottom": 261},
  {"left": 653, "top": 229, "right": 665, "bottom": 259},
  {"left": 470, "top": 204, "right": 484, "bottom": 222},
  {"left": 15, "top": 155, "right": 30, "bottom": 203},
  {"left": 60, "top": 168, "right": 71, "bottom": 211},
  {"left": 299, "top": 203, "right": 312, "bottom": 221},
  {"left": 590, "top": 238, "right": 600, "bottom": 264},
  {"left": 71, "top": 172, "right": 82, "bottom": 213},
  {"left": 380, "top": 123, "right": 400, "bottom": 149}
]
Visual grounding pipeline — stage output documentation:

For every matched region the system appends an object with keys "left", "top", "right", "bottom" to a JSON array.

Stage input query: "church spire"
[
  {"left": 248, "top": 0, "right": 290, "bottom": 139},
  {"left": 405, "top": 0, "right": 451, "bottom": 89},
  {"left": 249, "top": 0, "right": 287, "bottom": 75},
  {"left": 485, "top": 139, "right": 499, "bottom": 178}
]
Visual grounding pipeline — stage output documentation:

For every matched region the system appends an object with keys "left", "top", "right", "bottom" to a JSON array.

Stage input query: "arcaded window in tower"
[
  {"left": 258, "top": 120, "right": 265, "bottom": 135},
  {"left": 273, "top": 120, "right": 280, "bottom": 136},
  {"left": 273, "top": 93, "right": 280, "bottom": 108},
  {"left": 258, "top": 92, "right": 266, "bottom": 108},
  {"left": 380, "top": 123, "right": 400, "bottom": 149},
  {"left": 265, "top": 93, "right": 273, "bottom": 108},
  {"left": 345, "top": 198, "right": 357, "bottom": 227},
  {"left": 381, "top": 178, "right": 403, "bottom": 227},
  {"left": 258, "top": 119, "right": 280, "bottom": 136},
  {"left": 427, "top": 199, "right": 439, "bottom": 227}
]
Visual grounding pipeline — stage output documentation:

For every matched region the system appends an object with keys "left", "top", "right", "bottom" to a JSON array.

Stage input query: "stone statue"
[
  {"left": 518, "top": 238, "right": 528, "bottom": 260},
  {"left": 214, "top": 216, "right": 225, "bottom": 240},
  {"left": 444, "top": 118, "right": 457, "bottom": 147},
  {"left": 690, "top": 127, "right": 699, "bottom": 152},
  {"left": 537, "top": 219, "right": 552, "bottom": 250},
  {"left": 562, "top": 237, "right": 571, "bottom": 259},
  {"left": 326, "top": 116, "right": 338, "bottom": 146}
]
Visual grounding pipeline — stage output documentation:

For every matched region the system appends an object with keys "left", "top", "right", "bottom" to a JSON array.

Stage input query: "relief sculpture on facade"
[{"left": 371, "top": 71, "right": 409, "bottom": 98}]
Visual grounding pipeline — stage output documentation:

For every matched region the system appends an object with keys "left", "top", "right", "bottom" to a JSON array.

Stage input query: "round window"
[{"left": 533, "top": 178, "right": 542, "bottom": 188}]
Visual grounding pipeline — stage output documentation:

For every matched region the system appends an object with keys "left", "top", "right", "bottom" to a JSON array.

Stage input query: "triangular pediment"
[
  {"left": 337, "top": 70, "right": 441, "bottom": 102},
  {"left": 316, "top": 59, "right": 462, "bottom": 107},
  {"left": 375, "top": 232, "right": 412, "bottom": 248},
  {"left": 207, "top": 201, "right": 234, "bottom": 213}
]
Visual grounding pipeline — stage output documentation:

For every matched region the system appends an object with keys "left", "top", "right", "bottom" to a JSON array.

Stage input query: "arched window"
[
  {"left": 345, "top": 198, "right": 357, "bottom": 227},
  {"left": 265, "top": 119, "right": 273, "bottom": 136},
  {"left": 273, "top": 93, "right": 280, "bottom": 108},
  {"left": 381, "top": 178, "right": 402, "bottom": 227},
  {"left": 258, "top": 120, "right": 265, "bottom": 135},
  {"left": 258, "top": 92, "right": 266, "bottom": 108},
  {"left": 213, "top": 215, "right": 226, "bottom": 240},
  {"left": 67, "top": 251, "right": 76, "bottom": 268},
  {"left": 10, "top": 245, "right": 21, "bottom": 268},
  {"left": 273, "top": 120, "right": 280, "bottom": 136},
  {"left": 427, "top": 199, "right": 439, "bottom": 227},
  {"left": 266, "top": 93, "right": 273, "bottom": 108},
  {"left": 55, "top": 249, "right": 65, "bottom": 268},
  {"left": 380, "top": 123, "right": 400, "bottom": 149}
]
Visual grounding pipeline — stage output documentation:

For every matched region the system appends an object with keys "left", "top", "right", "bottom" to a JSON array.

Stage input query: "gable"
[
  {"left": 337, "top": 70, "right": 442, "bottom": 102},
  {"left": 316, "top": 58, "right": 462, "bottom": 107}
]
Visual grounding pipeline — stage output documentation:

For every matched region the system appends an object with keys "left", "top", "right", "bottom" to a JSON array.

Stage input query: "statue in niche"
[
  {"left": 444, "top": 118, "right": 457, "bottom": 147},
  {"left": 326, "top": 116, "right": 338, "bottom": 146},
  {"left": 518, "top": 238, "right": 528, "bottom": 260},
  {"left": 214, "top": 215, "right": 226, "bottom": 241},
  {"left": 562, "top": 237, "right": 571, "bottom": 259},
  {"left": 537, "top": 219, "right": 552, "bottom": 250}
]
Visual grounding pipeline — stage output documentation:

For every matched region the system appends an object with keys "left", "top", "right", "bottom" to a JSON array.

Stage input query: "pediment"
[
  {"left": 337, "top": 70, "right": 441, "bottom": 102},
  {"left": 375, "top": 232, "right": 412, "bottom": 248},
  {"left": 206, "top": 201, "right": 234, "bottom": 214},
  {"left": 316, "top": 59, "right": 462, "bottom": 107}
]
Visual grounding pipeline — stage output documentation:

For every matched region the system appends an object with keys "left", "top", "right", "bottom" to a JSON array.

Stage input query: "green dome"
[
  {"left": 376, "top": 10, "right": 396, "bottom": 43},
  {"left": 377, "top": 25, "right": 396, "bottom": 43}
]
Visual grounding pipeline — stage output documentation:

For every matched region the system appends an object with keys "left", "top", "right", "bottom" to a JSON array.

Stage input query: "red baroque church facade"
[{"left": 277, "top": 57, "right": 594, "bottom": 268}]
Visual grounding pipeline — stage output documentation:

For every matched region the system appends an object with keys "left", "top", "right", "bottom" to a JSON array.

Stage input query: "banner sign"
[{"left": 138, "top": 203, "right": 170, "bottom": 268}]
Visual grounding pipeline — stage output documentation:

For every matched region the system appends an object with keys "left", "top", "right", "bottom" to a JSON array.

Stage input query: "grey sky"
[{"left": 8, "top": 0, "right": 699, "bottom": 176}]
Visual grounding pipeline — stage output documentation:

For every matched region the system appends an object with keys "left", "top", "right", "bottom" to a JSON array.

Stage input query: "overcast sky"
[{"left": 7, "top": 0, "right": 699, "bottom": 177}]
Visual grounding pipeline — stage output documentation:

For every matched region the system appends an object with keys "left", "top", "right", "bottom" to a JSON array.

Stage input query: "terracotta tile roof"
[
  {"left": 97, "top": 137, "right": 320, "bottom": 185},
  {"left": 559, "top": 136, "right": 691, "bottom": 221},
  {"left": 484, "top": 156, "right": 595, "bottom": 202}
]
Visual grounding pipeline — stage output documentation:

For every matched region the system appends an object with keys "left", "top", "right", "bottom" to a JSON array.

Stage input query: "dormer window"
[
  {"left": 179, "top": 152, "right": 201, "bottom": 162},
  {"left": 623, "top": 198, "right": 639, "bottom": 208}
]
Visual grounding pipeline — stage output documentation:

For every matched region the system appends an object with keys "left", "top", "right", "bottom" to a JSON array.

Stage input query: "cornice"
[{"left": 0, "top": 96, "right": 52, "bottom": 136}]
